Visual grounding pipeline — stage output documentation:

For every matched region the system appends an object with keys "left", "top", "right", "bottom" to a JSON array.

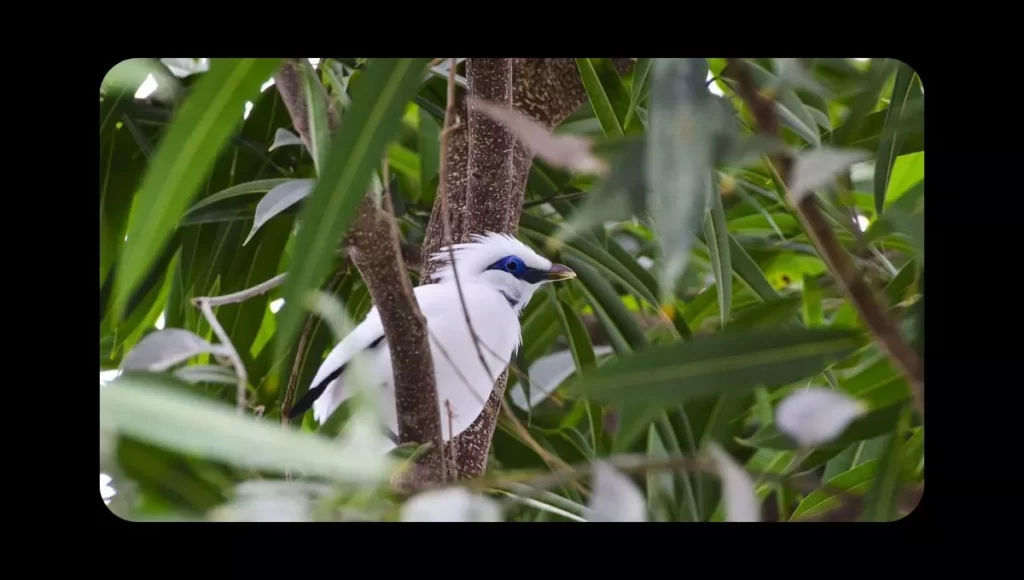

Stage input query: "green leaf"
[
  {"left": 862, "top": 404, "right": 912, "bottom": 521},
  {"left": 566, "top": 257, "right": 648, "bottom": 354},
  {"left": 244, "top": 179, "right": 315, "bottom": 245},
  {"left": 727, "top": 235, "right": 780, "bottom": 302},
  {"left": 703, "top": 182, "right": 732, "bottom": 325},
  {"left": 802, "top": 274, "right": 823, "bottom": 327},
  {"left": 646, "top": 58, "right": 719, "bottom": 303},
  {"left": 568, "top": 328, "right": 863, "bottom": 405},
  {"left": 624, "top": 58, "right": 653, "bottom": 132},
  {"left": 182, "top": 179, "right": 295, "bottom": 220},
  {"left": 116, "top": 58, "right": 283, "bottom": 315},
  {"left": 301, "top": 60, "right": 332, "bottom": 175},
  {"left": 418, "top": 108, "right": 441, "bottom": 203},
  {"left": 737, "top": 61, "right": 821, "bottom": 146},
  {"left": 575, "top": 58, "right": 630, "bottom": 137},
  {"left": 550, "top": 292, "right": 598, "bottom": 377},
  {"left": 520, "top": 214, "right": 660, "bottom": 309},
  {"left": 791, "top": 459, "right": 877, "bottom": 521},
  {"left": 277, "top": 58, "right": 430, "bottom": 361},
  {"left": 833, "top": 58, "right": 897, "bottom": 147},
  {"left": 100, "top": 99, "right": 147, "bottom": 287},
  {"left": 101, "top": 375, "right": 394, "bottom": 484},
  {"left": 873, "top": 62, "right": 918, "bottom": 215}
]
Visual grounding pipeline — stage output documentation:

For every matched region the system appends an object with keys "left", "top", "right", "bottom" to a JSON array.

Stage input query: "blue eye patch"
[{"left": 486, "top": 255, "right": 548, "bottom": 284}]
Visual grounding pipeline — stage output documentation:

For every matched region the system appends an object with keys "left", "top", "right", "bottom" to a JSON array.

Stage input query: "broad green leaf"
[
  {"left": 278, "top": 58, "right": 430, "bottom": 360},
  {"left": 884, "top": 151, "right": 924, "bottom": 205},
  {"left": 116, "top": 58, "right": 282, "bottom": 314},
  {"left": 101, "top": 375, "right": 394, "bottom": 484},
  {"left": 575, "top": 58, "right": 629, "bottom": 137},
  {"left": 568, "top": 328, "right": 863, "bottom": 405},
  {"left": 874, "top": 62, "right": 918, "bottom": 215}
]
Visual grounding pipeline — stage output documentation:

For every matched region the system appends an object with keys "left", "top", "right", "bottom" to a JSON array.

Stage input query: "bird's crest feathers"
[{"left": 429, "top": 232, "right": 552, "bottom": 284}]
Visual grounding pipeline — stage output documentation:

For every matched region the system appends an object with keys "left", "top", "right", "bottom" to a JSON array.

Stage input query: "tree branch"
[
  {"left": 724, "top": 58, "right": 924, "bottom": 418},
  {"left": 273, "top": 59, "right": 447, "bottom": 485}
]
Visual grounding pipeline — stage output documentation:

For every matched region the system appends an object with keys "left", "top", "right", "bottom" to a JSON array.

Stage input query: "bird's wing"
[
  {"left": 287, "top": 309, "right": 387, "bottom": 422},
  {"left": 416, "top": 283, "right": 521, "bottom": 440},
  {"left": 288, "top": 284, "right": 475, "bottom": 423}
]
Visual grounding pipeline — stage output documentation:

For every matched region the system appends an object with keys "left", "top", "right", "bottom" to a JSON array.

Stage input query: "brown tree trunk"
[{"left": 419, "top": 58, "right": 634, "bottom": 479}]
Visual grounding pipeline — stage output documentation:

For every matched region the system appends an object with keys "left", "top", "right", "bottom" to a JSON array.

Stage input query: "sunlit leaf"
[
  {"left": 244, "top": 179, "right": 315, "bottom": 245},
  {"left": 268, "top": 127, "right": 303, "bottom": 151}
]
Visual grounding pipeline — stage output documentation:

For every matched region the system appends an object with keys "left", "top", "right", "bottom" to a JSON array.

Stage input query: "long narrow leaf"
[
  {"left": 568, "top": 328, "right": 863, "bottom": 405},
  {"left": 575, "top": 58, "right": 629, "bottom": 137},
  {"left": 115, "top": 58, "right": 282, "bottom": 313}
]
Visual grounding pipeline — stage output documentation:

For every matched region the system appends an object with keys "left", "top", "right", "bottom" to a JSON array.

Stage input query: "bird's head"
[{"left": 429, "top": 232, "right": 576, "bottom": 312}]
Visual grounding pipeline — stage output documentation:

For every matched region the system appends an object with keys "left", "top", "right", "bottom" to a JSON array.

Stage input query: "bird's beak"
[{"left": 545, "top": 264, "right": 576, "bottom": 281}]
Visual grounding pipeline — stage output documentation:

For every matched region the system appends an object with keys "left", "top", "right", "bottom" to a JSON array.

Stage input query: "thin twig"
[
  {"left": 192, "top": 298, "right": 249, "bottom": 414},
  {"left": 725, "top": 58, "right": 924, "bottom": 418},
  {"left": 201, "top": 273, "right": 287, "bottom": 307}
]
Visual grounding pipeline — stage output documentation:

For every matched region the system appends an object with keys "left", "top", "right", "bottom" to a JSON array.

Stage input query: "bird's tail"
[{"left": 286, "top": 364, "right": 346, "bottom": 420}]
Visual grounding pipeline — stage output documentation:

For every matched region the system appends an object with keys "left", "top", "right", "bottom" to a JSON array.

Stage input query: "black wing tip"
[{"left": 286, "top": 390, "right": 317, "bottom": 419}]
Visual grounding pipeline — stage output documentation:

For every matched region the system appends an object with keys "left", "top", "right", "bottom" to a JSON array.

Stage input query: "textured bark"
[
  {"left": 420, "top": 58, "right": 635, "bottom": 479},
  {"left": 273, "top": 59, "right": 446, "bottom": 484}
]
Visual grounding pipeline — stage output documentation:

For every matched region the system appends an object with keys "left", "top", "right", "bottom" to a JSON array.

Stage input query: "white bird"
[{"left": 287, "top": 232, "right": 577, "bottom": 443}]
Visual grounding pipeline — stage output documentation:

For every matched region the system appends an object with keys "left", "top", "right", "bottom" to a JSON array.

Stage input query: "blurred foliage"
[{"left": 100, "top": 57, "right": 923, "bottom": 522}]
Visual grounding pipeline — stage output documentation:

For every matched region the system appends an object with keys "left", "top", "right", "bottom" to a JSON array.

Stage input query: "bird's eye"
[{"left": 505, "top": 259, "right": 519, "bottom": 272}]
